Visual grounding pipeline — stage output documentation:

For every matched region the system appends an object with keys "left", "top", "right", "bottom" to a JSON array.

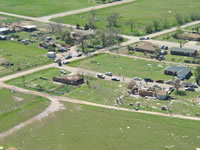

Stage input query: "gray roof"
[
  {"left": 171, "top": 47, "right": 196, "bottom": 54},
  {"left": 164, "top": 66, "right": 191, "bottom": 76}
]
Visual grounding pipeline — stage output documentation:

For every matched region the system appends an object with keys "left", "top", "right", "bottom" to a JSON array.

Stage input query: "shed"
[
  {"left": 22, "top": 25, "right": 37, "bottom": 32},
  {"left": 53, "top": 75, "right": 84, "bottom": 86},
  {"left": 156, "top": 90, "right": 168, "bottom": 100},
  {"left": 164, "top": 66, "right": 192, "bottom": 79},
  {"left": 0, "top": 27, "right": 9, "bottom": 34},
  {"left": 170, "top": 47, "right": 197, "bottom": 57},
  {"left": 134, "top": 42, "right": 159, "bottom": 54}
]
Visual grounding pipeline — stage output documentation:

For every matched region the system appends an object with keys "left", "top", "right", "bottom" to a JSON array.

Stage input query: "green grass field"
[
  {"left": 0, "top": 88, "right": 50, "bottom": 133},
  {"left": 54, "top": 0, "right": 200, "bottom": 36},
  {"left": 0, "top": 41, "right": 52, "bottom": 77},
  {"left": 0, "top": 15, "right": 19, "bottom": 23},
  {"left": 0, "top": 0, "right": 98, "bottom": 17},
  {"left": 65, "top": 77, "right": 127, "bottom": 106},
  {"left": 0, "top": 102, "right": 200, "bottom": 150},
  {"left": 6, "top": 68, "right": 76, "bottom": 95},
  {"left": 69, "top": 53, "right": 174, "bottom": 81}
]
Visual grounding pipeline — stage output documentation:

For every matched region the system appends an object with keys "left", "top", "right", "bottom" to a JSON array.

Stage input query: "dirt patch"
[
  {"left": 7, "top": 148, "right": 18, "bottom": 150},
  {"left": 74, "top": 104, "right": 82, "bottom": 111},
  {"left": 13, "top": 96, "right": 24, "bottom": 102},
  {"left": 0, "top": 16, "right": 6, "bottom": 21}
]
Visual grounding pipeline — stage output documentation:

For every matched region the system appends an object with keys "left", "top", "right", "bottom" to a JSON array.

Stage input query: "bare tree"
[
  {"left": 127, "top": 19, "right": 135, "bottom": 32},
  {"left": 106, "top": 13, "right": 119, "bottom": 28},
  {"left": 173, "top": 78, "right": 183, "bottom": 92},
  {"left": 153, "top": 19, "right": 160, "bottom": 31},
  {"left": 179, "top": 40, "right": 187, "bottom": 48},
  {"left": 127, "top": 80, "right": 136, "bottom": 90},
  {"left": 48, "top": 22, "right": 57, "bottom": 34},
  {"left": 78, "top": 34, "right": 88, "bottom": 53}
]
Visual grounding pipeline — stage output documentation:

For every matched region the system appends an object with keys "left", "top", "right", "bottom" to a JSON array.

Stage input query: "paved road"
[
  {"left": 148, "top": 20, "right": 200, "bottom": 38},
  {"left": 107, "top": 51, "right": 200, "bottom": 67},
  {"left": 150, "top": 39, "right": 200, "bottom": 50},
  {"left": 40, "top": 0, "right": 135, "bottom": 21}
]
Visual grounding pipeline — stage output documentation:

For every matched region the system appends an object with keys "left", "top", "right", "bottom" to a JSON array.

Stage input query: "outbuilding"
[
  {"left": 170, "top": 47, "right": 197, "bottom": 57},
  {"left": 164, "top": 66, "right": 192, "bottom": 80},
  {"left": 156, "top": 90, "right": 169, "bottom": 100},
  {"left": 22, "top": 25, "right": 37, "bottom": 32},
  {"left": 0, "top": 27, "right": 9, "bottom": 34}
]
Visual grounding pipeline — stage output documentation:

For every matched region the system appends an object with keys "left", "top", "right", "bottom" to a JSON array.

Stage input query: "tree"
[
  {"left": 76, "top": 24, "right": 80, "bottom": 29},
  {"left": 153, "top": 19, "right": 160, "bottom": 31},
  {"left": 127, "top": 80, "right": 136, "bottom": 90},
  {"left": 175, "top": 14, "right": 184, "bottom": 25},
  {"left": 78, "top": 35, "right": 88, "bottom": 53},
  {"left": 145, "top": 24, "right": 153, "bottom": 34},
  {"left": 84, "top": 24, "right": 89, "bottom": 30},
  {"left": 126, "top": 19, "right": 135, "bottom": 32},
  {"left": 194, "top": 66, "right": 200, "bottom": 85},
  {"left": 88, "top": 9, "right": 97, "bottom": 30},
  {"left": 174, "top": 26, "right": 184, "bottom": 38},
  {"left": 106, "top": 13, "right": 119, "bottom": 28},
  {"left": 173, "top": 78, "right": 182, "bottom": 92},
  {"left": 179, "top": 40, "right": 187, "bottom": 48},
  {"left": 163, "top": 17, "right": 170, "bottom": 29}
]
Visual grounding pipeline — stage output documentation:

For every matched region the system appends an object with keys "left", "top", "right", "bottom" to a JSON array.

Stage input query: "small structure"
[
  {"left": 177, "top": 32, "right": 200, "bottom": 41},
  {"left": 164, "top": 66, "right": 192, "bottom": 79},
  {"left": 47, "top": 51, "right": 56, "bottom": 58},
  {"left": 134, "top": 42, "right": 159, "bottom": 54},
  {"left": 170, "top": 47, "right": 197, "bottom": 57},
  {"left": 53, "top": 75, "right": 84, "bottom": 86},
  {"left": 0, "top": 27, "right": 9, "bottom": 34},
  {"left": 22, "top": 25, "right": 37, "bottom": 32},
  {"left": 138, "top": 88, "right": 156, "bottom": 97},
  {"left": 156, "top": 90, "right": 169, "bottom": 100}
]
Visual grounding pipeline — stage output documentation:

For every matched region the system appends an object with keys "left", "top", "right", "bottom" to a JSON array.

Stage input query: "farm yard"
[
  {"left": 123, "top": 90, "right": 200, "bottom": 117},
  {"left": 0, "top": 41, "right": 52, "bottom": 77},
  {"left": 0, "top": 0, "right": 98, "bottom": 17},
  {"left": 69, "top": 53, "right": 175, "bottom": 81},
  {"left": 6, "top": 68, "right": 77, "bottom": 96},
  {"left": 1, "top": 0, "right": 200, "bottom": 149},
  {"left": 0, "top": 102, "right": 200, "bottom": 150},
  {"left": 0, "top": 88, "right": 50, "bottom": 133},
  {"left": 53, "top": 0, "right": 200, "bottom": 36}
]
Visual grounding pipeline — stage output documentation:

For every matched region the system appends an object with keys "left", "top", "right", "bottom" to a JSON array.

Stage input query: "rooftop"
[
  {"left": 22, "top": 25, "right": 37, "bottom": 29},
  {"left": 170, "top": 47, "right": 196, "bottom": 54},
  {"left": 135, "top": 42, "right": 159, "bottom": 52},
  {"left": 164, "top": 66, "right": 191, "bottom": 76}
]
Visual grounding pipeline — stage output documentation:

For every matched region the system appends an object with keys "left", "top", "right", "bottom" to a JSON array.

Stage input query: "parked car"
[
  {"left": 133, "top": 77, "right": 142, "bottom": 81},
  {"left": 111, "top": 77, "right": 120, "bottom": 81},
  {"left": 185, "top": 87, "right": 195, "bottom": 91},
  {"left": 89, "top": 49, "right": 95, "bottom": 52},
  {"left": 144, "top": 36, "right": 149, "bottom": 40},
  {"left": 54, "top": 59, "right": 61, "bottom": 63},
  {"left": 61, "top": 70, "right": 67, "bottom": 74},
  {"left": 65, "top": 55, "right": 72, "bottom": 59},
  {"left": 165, "top": 80, "right": 173, "bottom": 84},
  {"left": 105, "top": 72, "right": 112, "bottom": 76},
  {"left": 139, "top": 37, "right": 145, "bottom": 40},
  {"left": 63, "top": 61, "right": 70, "bottom": 65},
  {"left": 156, "top": 80, "right": 164, "bottom": 84},
  {"left": 97, "top": 74, "right": 105, "bottom": 79},
  {"left": 169, "top": 87, "right": 174, "bottom": 92},
  {"left": 76, "top": 53, "right": 82, "bottom": 57},
  {"left": 153, "top": 84, "right": 161, "bottom": 88},
  {"left": 144, "top": 78, "right": 154, "bottom": 82},
  {"left": 95, "top": 45, "right": 103, "bottom": 49},
  {"left": 160, "top": 45, "right": 168, "bottom": 50}
]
